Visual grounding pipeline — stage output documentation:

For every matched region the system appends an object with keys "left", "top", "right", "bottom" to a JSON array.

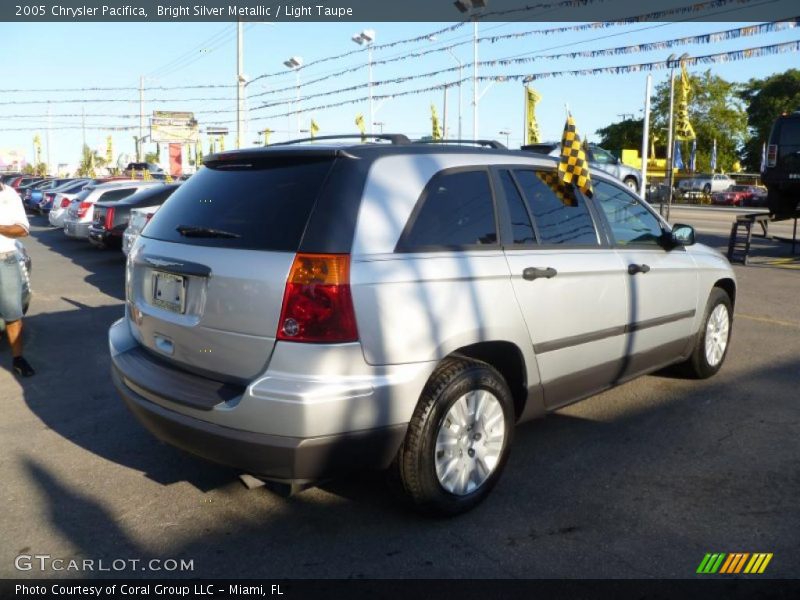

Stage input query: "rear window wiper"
[{"left": 176, "top": 225, "right": 241, "bottom": 239}]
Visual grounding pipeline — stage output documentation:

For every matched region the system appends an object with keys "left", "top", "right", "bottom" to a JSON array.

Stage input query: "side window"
[
  {"left": 98, "top": 188, "right": 139, "bottom": 203},
  {"left": 591, "top": 148, "right": 615, "bottom": 164},
  {"left": 513, "top": 169, "right": 599, "bottom": 246},
  {"left": 499, "top": 170, "right": 536, "bottom": 245},
  {"left": 398, "top": 170, "right": 497, "bottom": 250},
  {"left": 593, "top": 181, "right": 663, "bottom": 246}
]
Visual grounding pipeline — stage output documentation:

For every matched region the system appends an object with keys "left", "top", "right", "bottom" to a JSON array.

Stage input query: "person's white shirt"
[{"left": 0, "top": 183, "right": 30, "bottom": 253}]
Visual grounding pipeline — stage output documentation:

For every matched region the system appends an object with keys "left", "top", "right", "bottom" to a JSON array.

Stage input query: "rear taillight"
[
  {"left": 766, "top": 144, "right": 777, "bottom": 168},
  {"left": 60, "top": 197, "right": 71, "bottom": 208},
  {"left": 77, "top": 202, "right": 91, "bottom": 218},
  {"left": 277, "top": 254, "right": 358, "bottom": 343},
  {"left": 104, "top": 207, "right": 115, "bottom": 230}
]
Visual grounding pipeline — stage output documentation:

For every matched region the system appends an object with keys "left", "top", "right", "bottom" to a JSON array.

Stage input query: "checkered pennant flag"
[
  {"left": 558, "top": 114, "right": 593, "bottom": 198},
  {"left": 536, "top": 170, "right": 578, "bottom": 207}
]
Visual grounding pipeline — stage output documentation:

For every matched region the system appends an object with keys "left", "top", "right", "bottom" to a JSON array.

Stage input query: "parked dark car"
[
  {"left": 89, "top": 183, "right": 180, "bottom": 249},
  {"left": 24, "top": 178, "right": 73, "bottom": 212},
  {"left": 0, "top": 173, "right": 22, "bottom": 184},
  {"left": 11, "top": 176, "right": 45, "bottom": 195},
  {"left": 763, "top": 110, "right": 800, "bottom": 217}
]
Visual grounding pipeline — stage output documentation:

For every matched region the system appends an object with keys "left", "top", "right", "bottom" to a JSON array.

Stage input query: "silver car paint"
[{"left": 116, "top": 150, "right": 735, "bottom": 441}]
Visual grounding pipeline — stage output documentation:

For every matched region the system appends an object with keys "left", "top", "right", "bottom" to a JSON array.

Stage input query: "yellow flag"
[
  {"left": 106, "top": 136, "right": 114, "bottom": 165},
  {"left": 525, "top": 87, "right": 541, "bottom": 145},
  {"left": 674, "top": 61, "right": 696, "bottom": 141},
  {"left": 558, "top": 114, "right": 593, "bottom": 198},
  {"left": 355, "top": 113, "right": 366, "bottom": 140},
  {"left": 431, "top": 104, "right": 442, "bottom": 141},
  {"left": 310, "top": 119, "right": 319, "bottom": 139}
]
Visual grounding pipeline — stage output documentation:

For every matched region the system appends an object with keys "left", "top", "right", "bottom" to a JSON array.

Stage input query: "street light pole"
[
  {"left": 352, "top": 29, "right": 376, "bottom": 136},
  {"left": 236, "top": 22, "right": 243, "bottom": 149},
  {"left": 454, "top": 1, "right": 486, "bottom": 141},
  {"left": 446, "top": 49, "right": 463, "bottom": 141},
  {"left": 283, "top": 56, "right": 304, "bottom": 137},
  {"left": 499, "top": 129, "right": 510, "bottom": 147}
]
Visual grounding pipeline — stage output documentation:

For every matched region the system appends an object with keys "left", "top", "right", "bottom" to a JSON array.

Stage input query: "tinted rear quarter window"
[
  {"left": 144, "top": 158, "right": 334, "bottom": 251},
  {"left": 778, "top": 118, "right": 800, "bottom": 145},
  {"left": 97, "top": 188, "right": 140, "bottom": 203},
  {"left": 398, "top": 169, "right": 497, "bottom": 250},
  {"left": 513, "top": 169, "right": 599, "bottom": 246}
]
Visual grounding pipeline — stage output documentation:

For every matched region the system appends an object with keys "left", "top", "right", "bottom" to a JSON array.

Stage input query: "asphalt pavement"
[{"left": 1, "top": 208, "right": 798, "bottom": 579}]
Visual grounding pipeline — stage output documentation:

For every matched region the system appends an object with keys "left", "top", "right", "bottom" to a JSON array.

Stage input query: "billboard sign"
[{"left": 150, "top": 111, "right": 199, "bottom": 143}]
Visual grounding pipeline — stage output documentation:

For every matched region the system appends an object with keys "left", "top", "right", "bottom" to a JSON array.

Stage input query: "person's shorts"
[{"left": 0, "top": 252, "right": 24, "bottom": 322}]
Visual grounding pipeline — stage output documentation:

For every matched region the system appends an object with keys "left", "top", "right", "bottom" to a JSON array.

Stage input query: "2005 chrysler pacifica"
[{"left": 110, "top": 136, "right": 735, "bottom": 515}]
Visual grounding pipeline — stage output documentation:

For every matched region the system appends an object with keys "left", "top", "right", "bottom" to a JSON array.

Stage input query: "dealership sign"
[{"left": 150, "top": 111, "right": 199, "bottom": 144}]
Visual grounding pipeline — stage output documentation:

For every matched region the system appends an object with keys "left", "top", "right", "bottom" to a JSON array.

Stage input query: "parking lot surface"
[{"left": 1, "top": 208, "right": 798, "bottom": 579}]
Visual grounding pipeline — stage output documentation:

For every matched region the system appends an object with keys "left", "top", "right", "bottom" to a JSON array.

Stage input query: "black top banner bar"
[{"left": 2, "top": 0, "right": 798, "bottom": 22}]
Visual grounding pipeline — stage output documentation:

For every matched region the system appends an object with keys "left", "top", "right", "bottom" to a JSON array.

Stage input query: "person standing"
[{"left": 0, "top": 181, "right": 35, "bottom": 377}]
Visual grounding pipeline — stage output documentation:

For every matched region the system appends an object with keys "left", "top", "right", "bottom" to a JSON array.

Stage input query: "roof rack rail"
[
  {"left": 413, "top": 139, "right": 507, "bottom": 149},
  {"left": 272, "top": 134, "right": 411, "bottom": 146}
]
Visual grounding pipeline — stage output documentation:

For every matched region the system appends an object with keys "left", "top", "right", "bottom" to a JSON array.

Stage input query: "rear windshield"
[
  {"left": 778, "top": 118, "right": 800, "bottom": 145},
  {"left": 143, "top": 157, "right": 334, "bottom": 251}
]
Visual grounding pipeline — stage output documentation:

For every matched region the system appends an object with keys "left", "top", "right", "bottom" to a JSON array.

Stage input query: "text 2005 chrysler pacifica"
[{"left": 110, "top": 138, "right": 735, "bottom": 515}]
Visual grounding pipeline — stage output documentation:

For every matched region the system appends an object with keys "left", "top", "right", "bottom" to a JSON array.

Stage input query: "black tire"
[
  {"left": 767, "top": 188, "right": 800, "bottom": 218},
  {"left": 703, "top": 183, "right": 711, "bottom": 195},
  {"left": 394, "top": 356, "right": 515, "bottom": 516},
  {"left": 675, "top": 288, "right": 733, "bottom": 379},
  {"left": 624, "top": 177, "right": 638, "bottom": 191}
]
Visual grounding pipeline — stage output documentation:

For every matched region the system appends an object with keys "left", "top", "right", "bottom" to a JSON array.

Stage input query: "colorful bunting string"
[{"left": 248, "top": 21, "right": 798, "bottom": 113}]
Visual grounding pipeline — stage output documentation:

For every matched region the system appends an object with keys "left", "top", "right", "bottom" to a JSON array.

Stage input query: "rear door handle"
[
  {"left": 522, "top": 267, "right": 558, "bottom": 281},
  {"left": 628, "top": 263, "right": 651, "bottom": 275}
]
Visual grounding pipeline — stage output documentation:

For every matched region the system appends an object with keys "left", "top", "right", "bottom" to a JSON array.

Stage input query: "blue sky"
[{"left": 1, "top": 14, "right": 799, "bottom": 169}]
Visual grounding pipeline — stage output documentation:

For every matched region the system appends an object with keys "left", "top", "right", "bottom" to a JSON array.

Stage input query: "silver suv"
[{"left": 110, "top": 136, "right": 736, "bottom": 515}]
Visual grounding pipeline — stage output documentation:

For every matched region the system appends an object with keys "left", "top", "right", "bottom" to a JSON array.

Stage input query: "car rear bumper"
[
  {"left": 64, "top": 220, "right": 91, "bottom": 238},
  {"left": 108, "top": 317, "right": 430, "bottom": 482},
  {"left": 88, "top": 226, "right": 122, "bottom": 247},
  {"left": 112, "top": 365, "right": 406, "bottom": 483}
]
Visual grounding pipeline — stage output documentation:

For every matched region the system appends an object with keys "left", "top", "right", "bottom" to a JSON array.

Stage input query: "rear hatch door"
[{"left": 130, "top": 152, "right": 337, "bottom": 382}]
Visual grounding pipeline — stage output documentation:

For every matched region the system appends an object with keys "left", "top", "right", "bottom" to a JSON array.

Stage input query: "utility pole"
[
  {"left": 443, "top": 85, "right": 448, "bottom": 140},
  {"left": 236, "top": 22, "right": 244, "bottom": 149},
  {"left": 81, "top": 105, "right": 86, "bottom": 149},
  {"left": 473, "top": 19, "right": 478, "bottom": 141},
  {"left": 139, "top": 75, "right": 144, "bottom": 161},
  {"left": 640, "top": 75, "right": 652, "bottom": 199},
  {"left": 46, "top": 102, "right": 51, "bottom": 174}
]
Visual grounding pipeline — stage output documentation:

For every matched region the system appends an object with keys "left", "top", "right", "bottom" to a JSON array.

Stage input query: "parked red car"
[{"left": 711, "top": 185, "right": 755, "bottom": 206}]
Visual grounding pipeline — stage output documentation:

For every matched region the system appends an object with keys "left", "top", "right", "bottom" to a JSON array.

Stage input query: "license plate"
[{"left": 152, "top": 272, "right": 186, "bottom": 313}]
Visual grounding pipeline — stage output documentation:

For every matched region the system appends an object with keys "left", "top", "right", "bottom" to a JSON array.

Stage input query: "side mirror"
[{"left": 670, "top": 224, "right": 696, "bottom": 247}]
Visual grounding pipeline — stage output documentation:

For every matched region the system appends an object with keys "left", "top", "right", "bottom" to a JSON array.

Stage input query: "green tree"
[
  {"left": 595, "top": 118, "right": 644, "bottom": 159},
  {"left": 76, "top": 144, "right": 106, "bottom": 177},
  {"left": 739, "top": 69, "right": 800, "bottom": 171},
  {"left": 650, "top": 69, "right": 747, "bottom": 173},
  {"left": 144, "top": 151, "right": 159, "bottom": 164}
]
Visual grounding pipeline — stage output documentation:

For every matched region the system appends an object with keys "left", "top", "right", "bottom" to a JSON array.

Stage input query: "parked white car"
[
  {"left": 678, "top": 173, "right": 735, "bottom": 194},
  {"left": 63, "top": 181, "right": 160, "bottom": 240},
  {"left": 122, "top": 205, "right": 161, "bottom": 255}
]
